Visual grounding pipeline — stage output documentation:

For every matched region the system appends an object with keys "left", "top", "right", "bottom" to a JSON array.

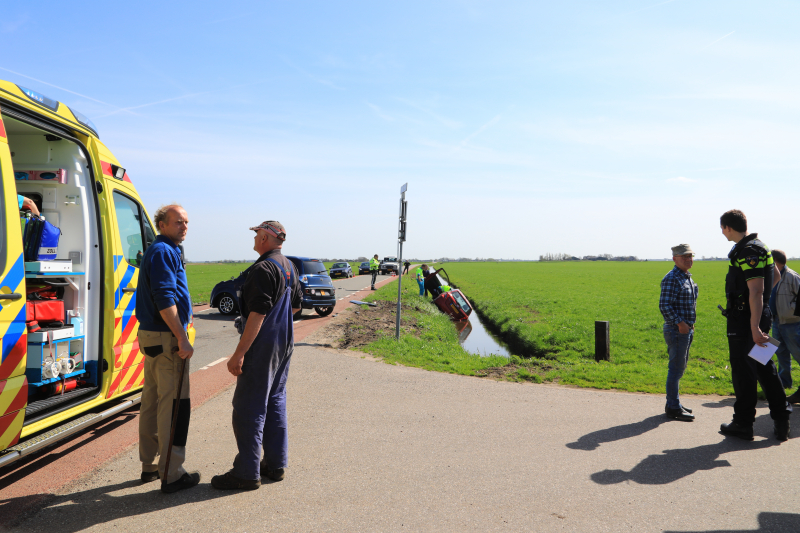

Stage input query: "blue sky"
[{"left": 3, "top": 1, "right": 799, "bottom": 261}]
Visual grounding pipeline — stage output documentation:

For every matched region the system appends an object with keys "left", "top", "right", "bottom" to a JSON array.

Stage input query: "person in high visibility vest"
[
  {"left": 415, "top": 265, "right": 425, "bottom": 295},
  {"left": 370, "top": 254, "right": 380, "bottom": 290}
]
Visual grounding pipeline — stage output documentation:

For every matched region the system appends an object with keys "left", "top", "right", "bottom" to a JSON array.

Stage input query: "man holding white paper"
[{"left": 719, "top": 209, "right": 791, "bottom": 441}]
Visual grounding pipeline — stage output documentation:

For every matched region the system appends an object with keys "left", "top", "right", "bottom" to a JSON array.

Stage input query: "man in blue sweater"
[{"left": 136, "top": 204, "right": 200, "bottom": 494}]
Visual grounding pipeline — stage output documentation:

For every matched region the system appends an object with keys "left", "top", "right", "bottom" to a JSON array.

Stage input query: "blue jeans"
[
  {"left": 771, "top": 321, "right": 800, "bottom": 388},
  {"left": 664, "top": 324, "right": 693, "bottom": 409},
  {"left": 418, "top": 280, "right": 425, "bottom": 295}
]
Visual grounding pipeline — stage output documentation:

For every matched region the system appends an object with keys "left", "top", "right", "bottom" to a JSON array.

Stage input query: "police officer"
[
  {"left": 370, "top": 254, "right": 380, "bottom": 290},
  {"left": 211, "top": 221, "right": 303, "bottom": 490},
  {"left": 719, "top": 209, "right": 791, "bottom": 441}
]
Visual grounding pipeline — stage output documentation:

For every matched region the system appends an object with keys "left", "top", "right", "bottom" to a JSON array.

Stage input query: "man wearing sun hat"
[
  {"left": 658, "top": 243, "right": 699, "bottom": 422},
  {"left": 211, "top": 221, "right": 303, "bottom": 490}
]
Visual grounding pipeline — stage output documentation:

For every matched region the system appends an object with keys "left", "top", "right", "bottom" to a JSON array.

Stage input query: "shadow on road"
[
  {"left": 2, "top": 478, "right": 236, "bottom": 532},
  {"left": 590, "top": 433, "right": 777, "bottom": 485},
  {"left": 664, "top": 512, "right": 800, "bottom": 532},
  {"left": 0, "top": 411, "right": 141, "bottom": 528},
  {"left": 701, "top": 398, "right": 737, "bottom": 409},
  {"left": 566, "top": 414, "right": 669, "bottom": 451}
]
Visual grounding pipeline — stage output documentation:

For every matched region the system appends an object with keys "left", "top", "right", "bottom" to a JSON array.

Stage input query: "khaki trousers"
[{"left": 137, "top": 330, "right": 191, "bottom": 484}]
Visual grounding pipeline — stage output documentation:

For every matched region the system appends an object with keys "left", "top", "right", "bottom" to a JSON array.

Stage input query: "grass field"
[
  {"left": 433, "top": 260, "right": 800, "bottom": 395},
  {"left": 186, "top": 262, "right": 250, "bottom": 304}
]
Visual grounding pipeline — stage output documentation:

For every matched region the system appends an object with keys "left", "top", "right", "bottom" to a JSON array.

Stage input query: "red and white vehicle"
[{"left": 428, "top": 269, "right": 473, "bottom": 321}]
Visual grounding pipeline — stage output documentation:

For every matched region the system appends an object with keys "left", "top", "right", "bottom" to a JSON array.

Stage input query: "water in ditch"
[
  {"left": 430, "top": 273, "right": 510, "bottom": 357},
  {"left": 457, "top": 310, "right": 511, "bottom": 358}
]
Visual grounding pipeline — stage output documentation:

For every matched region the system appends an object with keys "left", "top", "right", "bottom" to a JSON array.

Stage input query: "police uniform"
[
  {"left": 370, "top": 256, "right": 380, "bottom": 289},
  {"left": 725, "top": 233, "right": 790, "bottom": 427}
]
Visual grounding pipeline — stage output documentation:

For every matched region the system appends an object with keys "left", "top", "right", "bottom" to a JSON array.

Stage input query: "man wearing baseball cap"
[
  {"left": 212, "top": 221, "right": 303, "bottom": 490},
  {"left": 658, "top": 244, "right": 698, "bottom": 421}
]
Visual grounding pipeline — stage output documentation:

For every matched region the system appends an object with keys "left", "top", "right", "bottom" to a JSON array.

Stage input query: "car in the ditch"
[
  {"left": 426, "top": 269, "right": 473, "bottom": 321},
  {"left": 329, "top": 262, "right": 353, "bottom": 278}
]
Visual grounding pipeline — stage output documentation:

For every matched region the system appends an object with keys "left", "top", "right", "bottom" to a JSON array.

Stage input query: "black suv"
[{"left": 210, "top": 257, "right": 336, "bottom": 317}]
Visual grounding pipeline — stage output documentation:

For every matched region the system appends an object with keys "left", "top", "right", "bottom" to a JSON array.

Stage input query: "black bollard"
[{"left": 595, "top": 321, "right": 610, "bottom": 362}]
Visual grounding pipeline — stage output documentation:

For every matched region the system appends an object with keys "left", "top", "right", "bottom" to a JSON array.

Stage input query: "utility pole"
[{"left": 396, "top": 183, "right": 408, "bottom": 340}]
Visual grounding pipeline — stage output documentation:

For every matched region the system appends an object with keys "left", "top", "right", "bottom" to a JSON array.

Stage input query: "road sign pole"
[{"left": 396, "top": 183, "right": 408, "bottom": 340}]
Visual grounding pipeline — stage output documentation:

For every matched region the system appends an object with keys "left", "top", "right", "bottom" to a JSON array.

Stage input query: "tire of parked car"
[
  {"left": 315, "top": 306, "right": 334, "bottom": 317},
  {"left": 217, "top": 293, "right": 238, "bottom": 315}
]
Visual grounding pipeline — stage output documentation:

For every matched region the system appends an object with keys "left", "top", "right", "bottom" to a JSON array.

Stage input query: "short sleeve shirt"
[
  {"left": 240, "top": 250, "right": 302, "bottom": 317},
  {"left": 728, "top": 233, "right": 774, "bottom": 305}
]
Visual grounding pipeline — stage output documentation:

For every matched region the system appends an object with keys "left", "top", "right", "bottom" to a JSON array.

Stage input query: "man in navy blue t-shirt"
[{"left": 136, "top": 204, "right": 200, "bottom": 493}]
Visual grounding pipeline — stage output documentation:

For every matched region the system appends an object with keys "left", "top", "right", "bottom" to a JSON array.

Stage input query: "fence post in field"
[{"left": 595, "top": 321, "right": 610, "bottom": 362}]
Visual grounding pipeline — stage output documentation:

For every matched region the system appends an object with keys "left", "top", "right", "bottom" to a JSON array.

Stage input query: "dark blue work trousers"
[{"left": 231, "top": 288, "right": 294, "bottom": 481}]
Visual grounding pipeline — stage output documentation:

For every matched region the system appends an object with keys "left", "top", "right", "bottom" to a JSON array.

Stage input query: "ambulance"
[{"left": 0, "top": 79, "right": 194, "bottom": 465}]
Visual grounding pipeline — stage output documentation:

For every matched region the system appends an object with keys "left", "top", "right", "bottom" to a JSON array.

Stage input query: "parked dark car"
[
  {"left": 209, "top": 266, "right": 252, "bottom": 315},
  {"left": 287, "top": 256, "right": 336, "bottom": 317},
  {"left": 210, "top": 257, "right": 336, "bottom": 317},
  {"left": 358, "top": 261, "right": 370, "bottom": 275},
  {"left": 329, "top": 262, "right": 353, "bottom": 278}
]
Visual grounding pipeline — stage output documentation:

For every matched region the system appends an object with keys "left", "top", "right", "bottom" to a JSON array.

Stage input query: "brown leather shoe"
[
  {"left": 260, "top": 460, "right": 285, "bottom": 481},
  {"left": 141, "top": 470, "right": 160, "bottom": 483}
]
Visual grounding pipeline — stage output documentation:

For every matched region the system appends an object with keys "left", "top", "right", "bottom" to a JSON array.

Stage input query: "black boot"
[
  {"left": 720, "top": 421, "right": 754, "bottom": 440},
  {"left": 774, "top": 419, "right": 791, "bottom": 441}
]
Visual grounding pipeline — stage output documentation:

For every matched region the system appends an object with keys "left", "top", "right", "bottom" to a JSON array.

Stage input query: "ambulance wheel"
[
  {"left": 315, "top": 306, "right": 334, "bottom": 317},
  {"left": 218, "top": 294, "right": 237, "bottom": 315}
]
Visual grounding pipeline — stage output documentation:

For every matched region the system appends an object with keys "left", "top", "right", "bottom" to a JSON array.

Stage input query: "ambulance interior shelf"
[
  {"left": 26, "top": 334, "right": 86, "bottom": 387},
  {"left": 25, "top": 272, "right": 86, "bottom": 277}
]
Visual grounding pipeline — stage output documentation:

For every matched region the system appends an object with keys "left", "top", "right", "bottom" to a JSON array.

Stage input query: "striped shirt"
[{"left": 659, "top": 266, "right": 698, "bottom": 326}]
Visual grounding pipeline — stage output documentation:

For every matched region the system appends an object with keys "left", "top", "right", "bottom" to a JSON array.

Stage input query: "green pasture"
[
  {"left": 186, "top": 262, "right": 250, "bottom": 304},
  {"left": 433, "top": 260, "right": 800, "bottom": 395}
]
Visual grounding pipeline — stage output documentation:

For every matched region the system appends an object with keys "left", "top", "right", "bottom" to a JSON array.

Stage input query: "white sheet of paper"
[{"left": 747, "top": 338, "right": 780, "bottom": 365}]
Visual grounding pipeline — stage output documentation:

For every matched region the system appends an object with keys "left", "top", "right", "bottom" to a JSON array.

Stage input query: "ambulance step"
[
  {"left": 0, "top": 393, "right": 141, "bottom": 470},
  {"left": 25, "top": 387, "right": 99, "bottom": 418}
]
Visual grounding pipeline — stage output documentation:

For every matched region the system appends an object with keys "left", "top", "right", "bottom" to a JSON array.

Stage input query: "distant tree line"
[
  {"left": 539, "top": 253, "right": 579, "bottom": 261},
  {"left": 539, "top": 253, "right": 638, "bottom": 262}
]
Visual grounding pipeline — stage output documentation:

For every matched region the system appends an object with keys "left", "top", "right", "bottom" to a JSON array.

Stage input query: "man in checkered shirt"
[{"left": 659, "top": 244, "right": 698, "bottom": 421}]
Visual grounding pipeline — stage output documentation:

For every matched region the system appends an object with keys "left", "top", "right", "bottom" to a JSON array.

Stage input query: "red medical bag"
[{"left": 26, "top": 299, "right": 66, "bottom": 324}]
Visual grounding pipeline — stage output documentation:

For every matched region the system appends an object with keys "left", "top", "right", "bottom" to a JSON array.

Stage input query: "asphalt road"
[
  {"left": 8, "top": 340, "right": 800, "bottom": 532},
  {"left": 189, "top": 272, "right": 393, "bottom": 371},
  {"left": 0, "top": 274, "right": 399, "bottom": 528}
]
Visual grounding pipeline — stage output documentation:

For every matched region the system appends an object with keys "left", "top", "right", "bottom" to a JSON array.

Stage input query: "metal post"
[
  {"left": 595, "top": 321, "right": 610, "bottom": 361},
  {"left": 396, "top": 183, "right": 408, "bottom": 340}
]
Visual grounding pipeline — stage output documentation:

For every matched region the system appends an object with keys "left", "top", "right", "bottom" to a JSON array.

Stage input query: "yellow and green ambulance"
[{"left": 0, "top": 79, "right": 194, "bottom": 464}]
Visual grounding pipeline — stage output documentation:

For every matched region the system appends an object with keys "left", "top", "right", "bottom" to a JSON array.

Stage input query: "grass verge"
[{"left": 353, "top": 276, "right": 549, "bottom": 382}]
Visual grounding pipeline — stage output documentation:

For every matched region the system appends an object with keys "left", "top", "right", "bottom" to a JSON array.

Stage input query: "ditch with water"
[
  {"left": 456, "top": 310, "right": 511, "bottom": 358},
  {"left": 430, "top": 273, "right": 511, "bottom": 358}
]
